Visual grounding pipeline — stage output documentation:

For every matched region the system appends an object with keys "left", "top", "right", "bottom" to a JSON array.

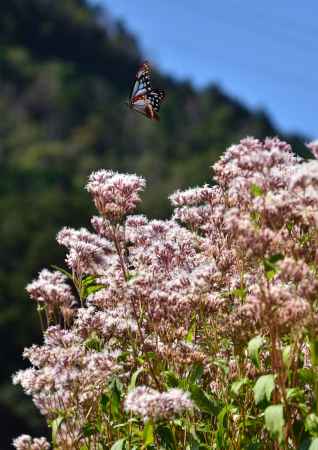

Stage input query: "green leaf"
[
  {"left": 262, "top": 254, "right": 284, "bottom": 281},
  {"left": 156, "top": 425, "right": 176, "bottom": 450},
  {"left": 268, "top": 253, "right": 284, "bottom": 264},
  {"left": 82, "top": 422, "right": 97, "bottom": 437},
  {"left": 213, "top": 358, "right": 229, "bottom": 375},
  {"left": 111, "top": 438, "right": 126, "bottom": 450},
  {"left": 188, "top": 364, "right": 204, "bottom": 385},
  {"left": 250, "top": 183, "right": 264, "bottom": 197},
  {"left": 248, "top": 335, "right": 264, "bottom": 368},
  {"left": 306, "top": 414, "right": 318, "bottom": 435},
  {"left": 298, "top": 368, "right": 315, "bottom": 385},
  {"left": 84, "top": 283, "right": 106, "bottom": 297},
  {"left": 231, "top": 287, "right": 247, "bottom": 300},
  {"left": 143, "top": 420, "right": 154, "bottom": 447},
  {"left": 80, "top": 274, "right": 107, "bottom": 299},
  {"left": 84, "top": 332, "right": 102, "bottom": 352},
  {"left": 264, "top": 404, "right": 285, "bottom": 443},
  {"left": 310, "top": 339, "right": 318, "bottom": 367},
  {"left": 100, "top": 393, "right": 109, "bottom": 413},
  {"left": 253, "top": 374, "right": 275, "bottom": 405},
  {"left": 128, "top": 367, "right": 144, "bottom": 392},
  {"left": 286, "top": 222, "right": 294, "bottom": 232},
  {"left": 164, "top": 370, "right": 180, "bottom": 388},
  {"left": 82, "top": 274, "right": 98, "bottom": 286},
  {"left": 50, "top": 416, "right": 64, "bottom": 446},
  {"left": 109, "top": 378, "right": 123, "bottom": 417},
  {"left": 231, "top": 378, "right": 249, "bottom": 396},
  {"left": 286, "top": 387, "right": 304, "bottom": 402},
  {"left": 186, "top": 321, "right": 196, "bottom": 343},
  {"left": 51, "top": 264, "right": 73, "bottom": 280},
  {"left": 282, "top": 345, "right": 291, "bottom": 368},
  {"left": 190, "top": 385, "right": 218, "bottom": 415},
  {"left": 309, "top": 438, "right": 318, "bottom": 450},
  {"left": 216, "top": 405, "right": 233, "bottom": 448}
]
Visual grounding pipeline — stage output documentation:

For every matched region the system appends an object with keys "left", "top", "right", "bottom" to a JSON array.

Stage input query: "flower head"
[
  {"left": 86, "top": 170, "right": 146, "bottom": 221},
  {"left": 124, "top": 387, "right": 193, "bottom": 421}
]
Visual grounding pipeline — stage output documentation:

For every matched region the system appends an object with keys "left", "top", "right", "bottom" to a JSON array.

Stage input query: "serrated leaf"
[
  {"left": 231, "top": 378, "right": 249, "bottom": 396},
  {"left": 264, "top": 404, "right": 284, "bottom": 443},
  {"left": 128, "top": 367, "right": 144, "bottom": 392},
  {"left": 111, "top": 438, "right": 126, "bottom": 450},
  {"left": 253, "top": 374, "right": 275, "bottom": 405},
  {"left": 248, "top": 335, "right": 264, "bottom": 368},
  {"left": 143, "top": 420, "right": 154, "bottom": 446},
  {"left": 309, "top": 438, "right": 318, "bottom": 450}
]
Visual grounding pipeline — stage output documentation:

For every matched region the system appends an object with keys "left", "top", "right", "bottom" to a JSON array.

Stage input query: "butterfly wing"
[
  {"left": 130, "top": 97, "right": 149, "bottom": 117},
  {"left": 147, "top": 89, "right": 166, "bottom": 113},
  {"left": 129, "top": 61, "right": 152, "bottom": 102}
]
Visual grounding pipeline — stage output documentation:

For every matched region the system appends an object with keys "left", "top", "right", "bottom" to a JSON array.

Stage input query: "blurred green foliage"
[{"left": 0, "top": 0, "right": 310, "bottom": 447}]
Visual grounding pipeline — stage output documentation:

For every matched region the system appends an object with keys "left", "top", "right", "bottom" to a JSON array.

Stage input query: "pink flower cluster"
[
  {"left": 124, "top": 386, "right": 193, "bottom": 421},
  {"left": 14, "top": 137, "right": 318, "bottom": 447},
  {"left": 86, "top": 170, "right": 146, "bottom": 221},
  {"left": 26, "top": 269, "right": 74, "bottom": 307},
  {"left": 13, "top": 435, "right": 50, "bottom": 450}
]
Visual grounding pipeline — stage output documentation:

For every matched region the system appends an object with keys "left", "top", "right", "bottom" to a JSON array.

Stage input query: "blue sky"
[{"left": 95, "top": 0, "right": 317, "bottom": 138}]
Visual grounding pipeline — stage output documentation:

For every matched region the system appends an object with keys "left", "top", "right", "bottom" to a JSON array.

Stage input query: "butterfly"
[{"left": 127, "top": 61, "right": 166, "bottom": 121}]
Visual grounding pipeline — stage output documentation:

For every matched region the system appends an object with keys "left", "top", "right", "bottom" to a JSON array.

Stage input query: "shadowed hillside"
[{"left": 0, "top": 0, "right": 310, "bottom": 447}]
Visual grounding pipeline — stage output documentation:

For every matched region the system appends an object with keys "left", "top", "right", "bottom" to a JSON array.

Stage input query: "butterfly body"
[{"left": 127, "top": 61, "right": 165, "bottom": 121}]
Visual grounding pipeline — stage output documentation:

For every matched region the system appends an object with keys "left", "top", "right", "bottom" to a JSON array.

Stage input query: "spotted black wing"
[
  {"left": 147, "top": 89, "right": 166, "bottom": 112},
  {"left": 129, "top": 61, "right": 152, "bottom": 102}
]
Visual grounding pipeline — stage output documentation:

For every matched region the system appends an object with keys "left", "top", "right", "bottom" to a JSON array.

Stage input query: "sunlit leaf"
[
  {"left": 143, "top": 420, "right": 154, "bottom": 447},
  {"left": 111, "top": 438, "right": 126, "bottom": 450},
  {"left": 253, "top": 374, "right": 275, "bottom": 405},
  {"left": 128, "top": 367, "right": 144, "bottom": 392},
  {"left": 231, "top": 378, "right": 249, "bottom": 396},
  {"left": 309, "top": 438, "right": 318, "bottom": 450},
  {"left": 248, "top": 335, "right": 264, "bottom": 368},
  {"left": 264, "top": 404, "right": 284, "bottom": 443}
]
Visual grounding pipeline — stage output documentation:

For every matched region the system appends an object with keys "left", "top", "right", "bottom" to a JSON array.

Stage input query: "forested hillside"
[{"left": 0, "top": 0, "right": 309, "bottom": 446}]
